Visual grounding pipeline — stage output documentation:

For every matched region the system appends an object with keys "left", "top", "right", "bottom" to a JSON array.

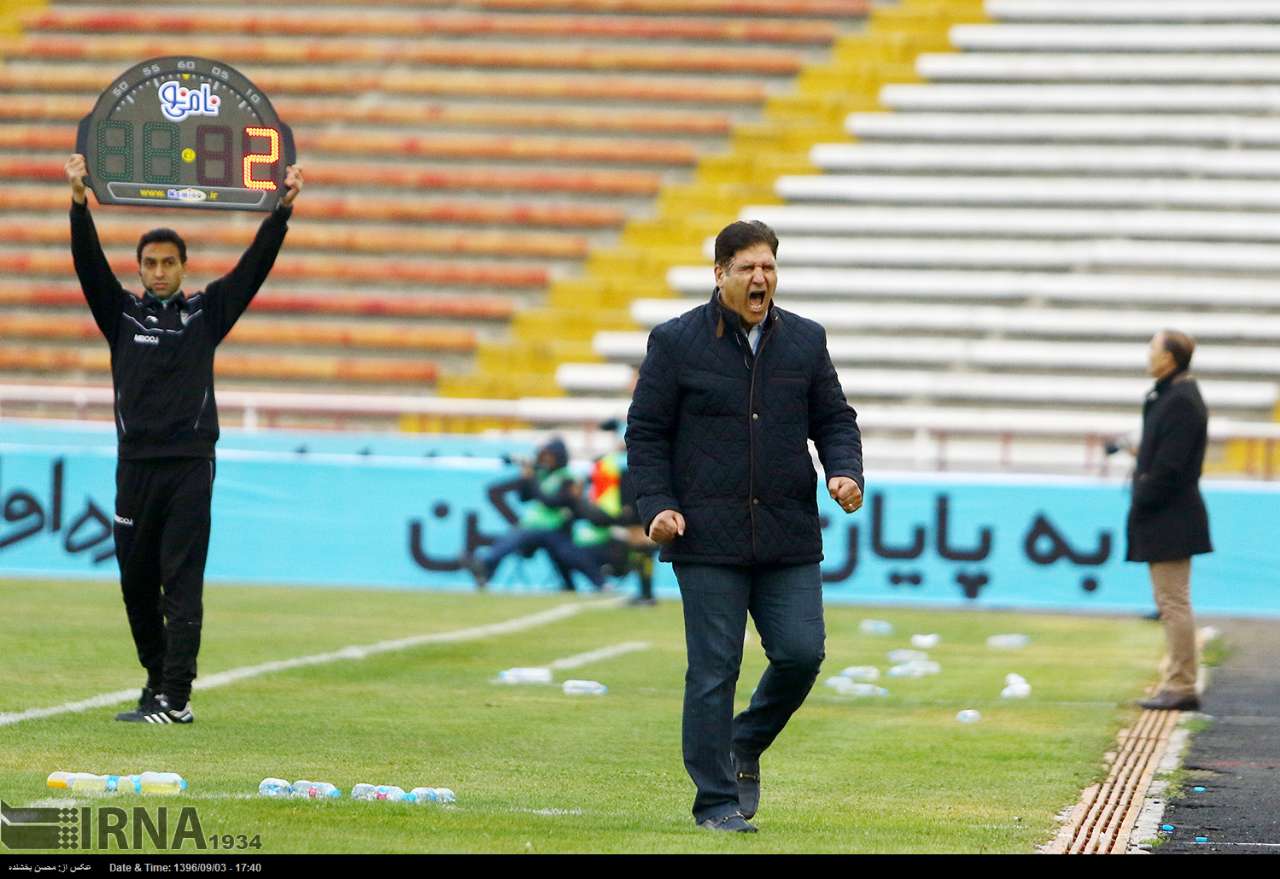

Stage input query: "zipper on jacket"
[
  {"left": 745, "top": 320, "right": 774, "bottom": 562},
  {"left": 116, "top": 390, "right": 127, "bottom": 435}
]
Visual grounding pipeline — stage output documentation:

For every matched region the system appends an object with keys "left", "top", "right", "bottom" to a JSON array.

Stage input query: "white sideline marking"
[
  {"left": 547, "top": 641, "right": 651, "bottom": 670},
  {"left": 0, "top": 598, "right": 625, "bottom": 728}
]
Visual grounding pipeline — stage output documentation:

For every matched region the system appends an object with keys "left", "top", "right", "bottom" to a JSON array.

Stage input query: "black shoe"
[
  {"left": 115, "top": 687, "right": 161, "bottom": 722},
  {"left": 1139, "top": 692, "right": 1200, "bottom": 711},
  {"left": 732, "top": 752, "right": 760, "bottom": 820},
  {"left": 466, "top": 557, "right": 489, "bottom": 590},
  {"left": 697, "top": 811, "right": 757, "bottom": 833},
  {"left": 137, "top": 695, "right": 194, "bottom": 725},
  {"left": 628, "top": 596, "right": 658, "bottom": 607}
]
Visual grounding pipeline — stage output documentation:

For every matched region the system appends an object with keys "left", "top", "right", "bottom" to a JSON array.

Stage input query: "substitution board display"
[{"left": 76, "top": 57, "right": 297, "bottom": 212}]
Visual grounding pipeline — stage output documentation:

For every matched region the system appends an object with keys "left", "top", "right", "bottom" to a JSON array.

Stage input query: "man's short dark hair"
[
  {"left": 1162, "top": 329, "right": 1196, "bottom": 370},
  {"left": 714, "top": 220, "right": 778, "bottom": 267},
  {"left": 136, "top": 228, "right": 187, "bottom": 264}
]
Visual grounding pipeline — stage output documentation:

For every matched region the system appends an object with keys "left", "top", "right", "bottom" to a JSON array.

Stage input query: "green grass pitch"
[{"left": 0, "top": 578, "right": 1164, "bottom": 853}]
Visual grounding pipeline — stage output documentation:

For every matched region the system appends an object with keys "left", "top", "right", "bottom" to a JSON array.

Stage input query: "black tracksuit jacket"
[{"left": 70, "top": 200, "right": 291, "bottom": 460}]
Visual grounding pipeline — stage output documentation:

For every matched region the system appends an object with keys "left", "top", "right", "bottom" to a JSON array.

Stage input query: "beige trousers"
[{"left": 1150, "top": 558, "right": 1198, "bottom": 697}]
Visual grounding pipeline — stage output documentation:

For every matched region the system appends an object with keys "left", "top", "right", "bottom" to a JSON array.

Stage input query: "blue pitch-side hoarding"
[{"left": 1, "top": 424, "right": 1277, "bottom": 616}]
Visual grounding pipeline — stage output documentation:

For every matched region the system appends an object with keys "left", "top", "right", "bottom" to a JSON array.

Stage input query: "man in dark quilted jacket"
[{"left": 626, "top": 220, "right": 864, "bottom": 832}]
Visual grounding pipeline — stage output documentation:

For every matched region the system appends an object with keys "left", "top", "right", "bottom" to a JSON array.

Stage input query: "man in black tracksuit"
[{"left": 64, "top": 153, "right": 302, "bottom": 725}]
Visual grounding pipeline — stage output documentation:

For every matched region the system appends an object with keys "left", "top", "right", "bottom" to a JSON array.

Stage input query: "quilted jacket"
[{"left": 626, "top": 289, "right": 863, "bottom": 565}]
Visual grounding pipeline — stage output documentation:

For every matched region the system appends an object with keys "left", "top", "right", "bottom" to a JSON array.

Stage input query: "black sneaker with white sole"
[
  {"left": 138, "top": 695, "right": 194, "bottom": 725},
  {"left": 115, "top": 687, "right": 161, "bottom": 722}
]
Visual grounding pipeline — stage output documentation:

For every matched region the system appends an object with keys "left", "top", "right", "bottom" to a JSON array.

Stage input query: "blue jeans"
[
  {"left": 481, "top": 528, "right": 606, "bottom": 589},
  {"left": 674, "top": 562, "right": 825, "bottom": 822}
]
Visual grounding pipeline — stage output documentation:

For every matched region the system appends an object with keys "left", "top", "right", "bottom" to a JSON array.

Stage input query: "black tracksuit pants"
[{"left": 113, "top": 458, "right": 214, "bottom": 708}]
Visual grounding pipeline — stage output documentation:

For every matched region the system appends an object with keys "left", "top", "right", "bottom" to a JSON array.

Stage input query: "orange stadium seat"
[
  {"left": 21, "top": 9, "right": 838, "bottom": 44},
  {"left": 0, "top": 36, "right": 806, "bottom": 75},
  {"left": 0, "top": 68, "right": 769, "bottom": 105},
  {"left": 0, "top": 188, "right": 627, "bottom": 228},
  {"left": 0, "top": 253, "right": 552, "bottom": 289},
  {"left": 0, "top": 281, "right": 516, "bottom": 321},
  {"left": 0, "top": 348, "right": 441, "bottom": 385}
]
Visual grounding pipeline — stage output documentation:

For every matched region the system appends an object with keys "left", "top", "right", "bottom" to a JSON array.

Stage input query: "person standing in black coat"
[
  {"left": 1126, "top": 330, "right": 1212, "bottom": 712},
  {"left": 66, "top": 152, "right": 302, "bottom": 725},
  {"left": 626, "top": 220, "right": 864, "bottom": 832}
]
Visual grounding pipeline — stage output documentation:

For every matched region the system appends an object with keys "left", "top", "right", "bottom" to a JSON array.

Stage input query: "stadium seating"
[{"left": 0, "top": 0, "right": 869, "bottom": 401}]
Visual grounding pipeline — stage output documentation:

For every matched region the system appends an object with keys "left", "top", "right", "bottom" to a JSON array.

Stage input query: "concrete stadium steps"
[
  {"left": 665, "top": 266, "right": 1280, "bottom": 309},
  {"left": 916, "top": 53, "right": 1280, "bottom": 82},
  {"left": 809, "top": 143, "right": 1280, "bottom": 177}
]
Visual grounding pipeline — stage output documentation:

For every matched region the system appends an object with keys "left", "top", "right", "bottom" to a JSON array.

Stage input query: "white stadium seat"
[
  {"left": 593, "top": 332, "right": 1280, "bottom": 376},
  {"left": 775, "top": 174, "right": 1280, "bottom": 209},
  {"left": 665, "top": 266, "right": 1280, "bottom": 308},
  {"left": 918, "top": 53, "right": 1280, "bottom": 82},
  {"left": 952, "top": 24, "right": 1280, "bottom": 52},
  {"left": 698, "top": 234, "right": 1280, "bottom": 273},
  {"left": 881, "top": 84, "right": 1280, "bottom": 114},
  {"left": 630, "top": 299, "right": 1280, "bottom": 341},
  {"left": 809, "top": 143, "right": 1280, "bottom": 178},
  {"left": 986, "top": 2, "right": 1280, "bottom": 24},
  {"left": 738, "top": 205, "right": 1280, "bottom": 242},
  {"left": 848, "top": 113, "right": 1280, "bottom": 144}
]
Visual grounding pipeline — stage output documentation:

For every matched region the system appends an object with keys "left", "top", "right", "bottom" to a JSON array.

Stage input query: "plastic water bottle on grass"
[
  {"left": 839, "top": 666, "right": 880, "bottom": 681},
  {"left": 352, "top": 784, "right": 407, "bottom": 801},
  {"left": 409, "top": 787, "right": 457, "bottom": 804},
  {"left": 987, "top": 633, "right": 1030, "bottom": 650},
  {"left": 562, "top": 680, "right": 607, "bottom": 695},
  {"left": 48, "top": 772, "right": 123, "bottom": 793},
  {"left": 137, "top": 772, "right": 187, "bottom": 795},
  {"left": 860, "top": 619, "right": 893, "bottom": 636},
  {"left": 956, "top": 709, "right": 982, "bottom": 723},
  {"left": 258, "top": 778, "right": 291, "bottom": 798},
  {"left": 291, "top": 780, "right": 341, "bottom": 799}
]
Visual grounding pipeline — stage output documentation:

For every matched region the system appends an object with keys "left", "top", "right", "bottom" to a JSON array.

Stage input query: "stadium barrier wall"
[{"left": 3, "top": 424, "right": 1277, "bottom": 616}]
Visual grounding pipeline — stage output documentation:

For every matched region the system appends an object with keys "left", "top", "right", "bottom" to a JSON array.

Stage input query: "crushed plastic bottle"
[
  {"left": 409, "top": 787, "right": 457, "bottom": 804},
  {"left": 987, "top": 633, "right": 1030, "bottom": 650},
  {"left": 1001, "top": 672, "right": 1032, "bottom": 699},
  {"left": 351, "top": 784, "right": 407, "bottom": 802},
  {"left": 495, "top": 667, "right": 553, "bottom": 685},
  {"left": 910, "top": 633, "right": 941, "bottom": 649},
  {"left": 48, "top": 772, "right": 127, "bottom": 793},
  {"left": 838, "top": 666, "right": 880, "bottom": 682},
  {"left": 258, "top": 778, "right": 291, "bottom": 798},
  {"left": 824, "top": 677, "right": 888, "bottom": 697},
  {"left": 859, "top": 619, "right": 893, "bottom": 636},
  {"left": 887, "top": 649, "right": 929, "bottom": 664},
  {"left": 136, "top": 772, "right": 187, "bottom": 795},
  {"left": 955, "top": 709, "right": 982, "bottom": 723},
  {"left": 887, "top": 660, "right": 941, "bottom": 678},
  {"left": 290, "top": 780, "right": 341, "bottom": 799},
  {"left": 562, "top": 680, "right": 607, "bottom": 695}
]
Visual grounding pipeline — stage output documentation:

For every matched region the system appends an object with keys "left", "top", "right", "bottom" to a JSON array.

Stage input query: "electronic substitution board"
[{"left": 76, "top": 57, "right": 296, "bottom": 212}]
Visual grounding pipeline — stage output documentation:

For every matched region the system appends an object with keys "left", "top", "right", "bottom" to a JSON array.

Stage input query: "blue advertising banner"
[{"left": 1, "top": 428, "right": 1277, "bottom": 615}]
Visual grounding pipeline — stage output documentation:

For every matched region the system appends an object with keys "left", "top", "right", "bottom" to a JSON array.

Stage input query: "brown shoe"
[{"left": 1139, "top": 692, "right": 1201, "bottom": 711}]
